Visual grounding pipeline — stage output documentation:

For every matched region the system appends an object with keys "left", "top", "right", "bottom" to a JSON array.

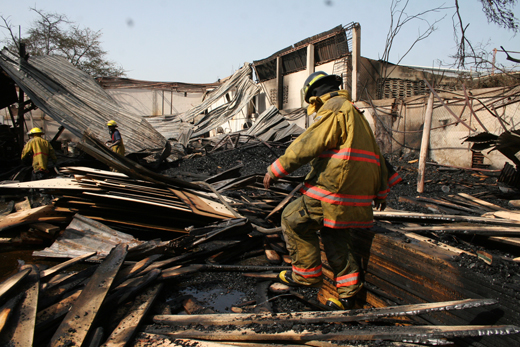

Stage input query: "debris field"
[{"left": 1, "top": 134, "right": 520, "bottom": 347}]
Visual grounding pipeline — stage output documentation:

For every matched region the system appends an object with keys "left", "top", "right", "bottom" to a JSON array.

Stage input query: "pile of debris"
[{"left": 1, "top": 139, "right": 520, "bottom": 346}]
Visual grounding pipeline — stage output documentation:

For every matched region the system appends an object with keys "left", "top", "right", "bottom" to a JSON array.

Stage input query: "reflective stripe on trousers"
[{"left": 281, "top": 195, "right": 363, "bottom": 298}]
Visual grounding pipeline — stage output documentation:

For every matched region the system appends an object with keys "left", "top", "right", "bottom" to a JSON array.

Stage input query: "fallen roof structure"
[
  {"left": 148, "top": 63, "right": 261, "bottom": 142},
  {"left": 0, "top": 49, "right": 167, "bottom": 153}
]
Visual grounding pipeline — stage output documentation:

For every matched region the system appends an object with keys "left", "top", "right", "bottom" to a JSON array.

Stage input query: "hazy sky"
[{"left": 2, "top": 0, "right": 519, "bottom": 83}]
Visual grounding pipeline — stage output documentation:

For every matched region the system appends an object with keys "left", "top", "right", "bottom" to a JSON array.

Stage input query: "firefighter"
[
  {"left": 263, "top": 71, "right": 401, "bottom": 310},
  {"left": 105, "top": 120, "right": 125, "bottom": 156},
  {"left": 21, "top": 127, "right": 57, "bottom": 181}
]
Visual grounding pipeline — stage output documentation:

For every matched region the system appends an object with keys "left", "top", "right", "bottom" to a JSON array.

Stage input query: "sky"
[{"left": 1, "top": 0, "right": 520, "bottom": 83}]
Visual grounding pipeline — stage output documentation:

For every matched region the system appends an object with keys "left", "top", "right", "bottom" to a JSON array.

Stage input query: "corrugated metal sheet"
[
  {"left": 244, "top": 106, "right": 304, "bottom": 142},
  {"left": 148, "top": 64, "right": 260, "bottom": 141},
  {"left": 0, "top": 49, "right": 167, "bottom": 153},
  {"left": 33, "top": 214, "right": 144, "bottom": 260},
  {"left": 96, "top": 77, "right": 220, "bottom": 92}
]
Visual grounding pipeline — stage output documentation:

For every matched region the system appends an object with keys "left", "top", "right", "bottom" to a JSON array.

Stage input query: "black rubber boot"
[
  {"left": 277, "top": 270, "right": 322, "bottom": 288},
  {"left": 326, "top": 297, "right": 356, "bottom": 310}
]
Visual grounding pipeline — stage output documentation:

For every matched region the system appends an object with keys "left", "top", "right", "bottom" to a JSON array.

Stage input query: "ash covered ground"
[{"left": 137, "top": 145, "right": 520, "bottom": 346}]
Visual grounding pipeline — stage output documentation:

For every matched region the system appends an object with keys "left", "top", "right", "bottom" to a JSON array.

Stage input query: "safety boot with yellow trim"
[
  {"left": 277, "top": 270, "right": 323, "bottom": 288},
  {"left": 325, "top": 297, "right": 356, "bottom": 310}
]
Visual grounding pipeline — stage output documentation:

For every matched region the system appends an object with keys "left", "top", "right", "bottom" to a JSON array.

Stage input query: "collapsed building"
[{"left": 0, "top": 23, "right": 520, "bottom": 346}]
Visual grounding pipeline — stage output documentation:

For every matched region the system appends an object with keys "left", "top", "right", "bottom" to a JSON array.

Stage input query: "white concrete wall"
[
  {"left": 258, "top": 61, "right": 336, "bottom": 112},
  {"left": 105, "top": 89, "right": 205, "bottom": 116}
]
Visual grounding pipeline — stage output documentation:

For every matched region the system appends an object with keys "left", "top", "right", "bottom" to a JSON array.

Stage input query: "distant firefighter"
[
  {"left": 105, "top": 120, "right": 125, "bottom": 156},
  {"left": 21, "top": 127, "right": 57, "bottom": 180}
]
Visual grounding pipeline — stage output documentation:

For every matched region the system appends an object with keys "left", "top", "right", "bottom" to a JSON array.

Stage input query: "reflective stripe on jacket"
[
  {"left": 268, "top": 90, "right": 389, "bottom": 229},
  {"left": 21, "top": 136, "right": 57, "bottom": 172}
]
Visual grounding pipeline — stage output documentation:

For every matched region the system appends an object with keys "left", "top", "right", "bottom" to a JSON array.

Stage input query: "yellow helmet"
[
  {"left": 107, "top": 120, "right": 117, "bottom": 127},
  {"left": 301, "top": 71, "right": 342, "bottom": 103},
  {"left": 28, "top": 127, "right": 43, "bottom": 135}
]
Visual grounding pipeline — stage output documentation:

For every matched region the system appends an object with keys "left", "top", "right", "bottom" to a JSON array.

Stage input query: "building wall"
[
  {"left": 105, "top": 89, "right": 205, "bottom": 116},
  {"left": 256, "top": 61, "right": 336, "bottom": 113}
]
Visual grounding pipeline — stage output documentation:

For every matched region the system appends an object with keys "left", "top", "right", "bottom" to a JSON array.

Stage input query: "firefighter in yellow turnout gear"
[
  {"left": 105, "top": 120, "right": 125, "bottom": 156},
  {"left": 21, "top": 127, "right": 57, "bottom": 180},
  {"left": 264, "top": 72, "right": 401, "bottom": 310}
]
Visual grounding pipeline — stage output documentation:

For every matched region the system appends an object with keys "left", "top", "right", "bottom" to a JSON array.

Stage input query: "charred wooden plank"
[
  {"left": 106, "top": 269, "right": 161, "bottom": 306},
  {"left": 159, "top": 265, "right": 204, "bottom": 280},
  {"left": 0, "top": 265, "right": 40, "bottom": 347},
  {"left": 0, "top": 268, "right": 30, "bottom": 301},
  {"left": 154, "top": 298, "right": 496, "bottom": 326},
  {"left": 265, "top": 183, "right": 303, "bottom": 220},
  {"left": 0, "top": 205, "right": 72, "bottom": 232},
  {"left": 400, "top": 224, "right": 520, "bottom": 236},
  {"left": 374, "top": 210, "right": 520, "bottom": 226},
  {"left": 40, "top": 251, "right": 97, "bottom": 279},
  {"left": 101, "top": 283, "right": 162, "bottom": 347},
  {"left": 113, "top": 254, "right": 162, "bottom": 287},
  {"left": 457, "top": 192, "right": 507, "bottom": 211},
  {"left": 146, "top": 325, "right": 520, "bottom": 343},
  {"left": 41, "top": 264, "right": 98, "bottom": 293},
  {"left": 50, "top": 244, "right": 127, "bottom": 347},
  {"left": 35, "top": 288, "right": 82, "bottom": 333},
  {"left": 415, "top": 196, "right": 487, "bottom": 214},
  {"left": 0, "top": 293, "right": 24, "bottom": 334},
  {"left": 30, "top": 222, "right": 61, "bottom": 236}
]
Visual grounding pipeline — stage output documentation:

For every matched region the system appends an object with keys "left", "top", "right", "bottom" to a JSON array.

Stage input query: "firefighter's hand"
[
  {"left": 263, "top": 172, "right": 273, "bottom": 189},
  {"left": 374, "top": 201, "right": 387, "bottom": 211}
]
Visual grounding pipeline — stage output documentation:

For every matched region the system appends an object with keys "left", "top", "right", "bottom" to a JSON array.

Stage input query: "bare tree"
[
  {"left": 377, "top": 0, "right": 448, "bottom": 97},
  {"left": 1, "top": 8, "right": 125, "bottom": 77},
  {"left": 452, "top": 0, "right": 519, "bottom": 69}
]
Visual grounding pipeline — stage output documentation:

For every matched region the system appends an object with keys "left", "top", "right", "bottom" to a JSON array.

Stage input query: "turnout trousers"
[{"left": 281, "top": 194, "right": 363, "bottom": 298}]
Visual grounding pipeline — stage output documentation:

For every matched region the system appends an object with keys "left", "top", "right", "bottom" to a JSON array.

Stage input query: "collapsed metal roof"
[
  {"left": 253, "top": 24, "right": 354, "bottom": 82},
  {"left": 0, "top": 49, "right": 167, "bottom": 153},
  {"left": 149, "top": 64, "right": 261, "bottom": 141},
  {"left": 244, "top": 106, "right": 304, "bottom": 142},
  {"left": 96, "top": 77, "right": 220, "bottom": 93}
]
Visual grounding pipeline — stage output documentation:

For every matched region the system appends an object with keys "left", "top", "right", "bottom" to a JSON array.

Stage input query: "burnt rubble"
[{"left": 0, "top": 138, "right": 520, "bottom": 347}]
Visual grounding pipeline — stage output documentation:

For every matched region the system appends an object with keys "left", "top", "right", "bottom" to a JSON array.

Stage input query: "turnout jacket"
[
  {"left": 21, "top": 136, "right": 57, "bottom": 172},
  {"left": 108, "top": 129, "right": 125, "bottom": 156},
  {"left": 267, "top": 90, "right": 390, "bottom": 229}
]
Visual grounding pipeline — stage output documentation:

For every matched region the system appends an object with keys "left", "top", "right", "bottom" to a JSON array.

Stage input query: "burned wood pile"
[{"left": 0, "top": 211, "right": 518, "bottom": 346}]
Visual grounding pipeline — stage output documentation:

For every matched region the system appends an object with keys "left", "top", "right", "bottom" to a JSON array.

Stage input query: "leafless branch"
[{"left": 0, "top": 15, "right": 19, "bottom": 47}]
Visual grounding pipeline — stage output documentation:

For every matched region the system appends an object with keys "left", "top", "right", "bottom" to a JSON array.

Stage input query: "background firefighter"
[
  {"left": 105, "top": 120, "right": 125, "bottom": 156},
  {"left": 21, "top": 127, "right": 57, "bottom": 181},
  {"left": 263, "top": 71, "right": 401, "bottom": 310}
]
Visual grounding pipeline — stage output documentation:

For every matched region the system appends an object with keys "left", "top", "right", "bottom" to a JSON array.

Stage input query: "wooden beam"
[
  {"left": 40, "top": 251, "right": 97, "bottom": 279},
  {"left": 0, "top": 265, "right": 40, "bottom": 347},
  {"left": 0, "top": 268, "right": 30, "bottom": 301},
  {"left": 50, "top": 244, "right": 127, "bottom": 347},
  {"left": 146, "top": 325, "right": 520, "bottom": 343},
  {"left": 0, "top": 293, "right": 24, "bottom": 334},
  {"left": 417, "top": 92, "right": 434, "bottom": 193},
  {"left": 154, "top": 299, "right": 496, "bottom": 326},
  {"left": 101, "top": 283, "right": 162, "bottom": 347}
]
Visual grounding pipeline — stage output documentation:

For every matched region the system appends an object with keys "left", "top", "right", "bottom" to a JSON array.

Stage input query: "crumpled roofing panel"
[
  {"left": 244, "top": 106, "right": 304, "bottom": 142},
  {"left": 149, "top": 64, "right": 261, "bottom": 140},
  {"left": 0, "top": 49, "right": 166, "bottom": 153}
]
